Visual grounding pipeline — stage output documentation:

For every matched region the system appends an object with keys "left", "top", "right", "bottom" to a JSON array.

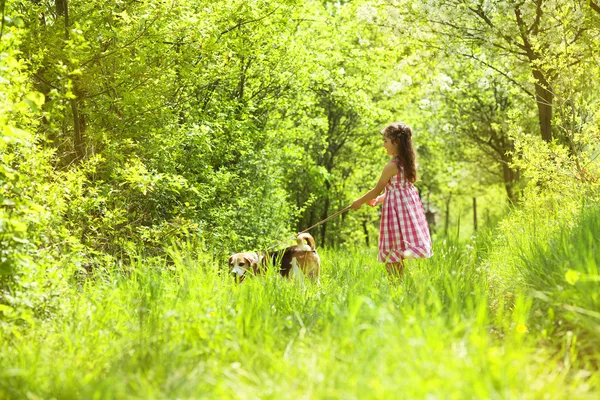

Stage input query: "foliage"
[
  {"left": 401, "top": 0, "right": 600, "bottom": 142},
  {"left": 9, "top": 0, "right": 307, "bottom": 257},
  {"left": 3, "top": 0, "right": 598, "bottom": 246},
  {"left": 0, "top": 9, "right": 89, "bottom": 343},
  {"left": 1, "top": 0, "right": 600, "bottom": 396}
]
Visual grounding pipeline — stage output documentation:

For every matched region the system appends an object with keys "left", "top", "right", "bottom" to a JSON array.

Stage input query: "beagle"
[{"left": 227, "top": 233, "right": 321, "bottom": 283}]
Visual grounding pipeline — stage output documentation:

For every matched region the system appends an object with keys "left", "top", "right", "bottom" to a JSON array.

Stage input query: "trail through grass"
[{"left": 1, "top": 207, "right": 599, "bottom": 399}]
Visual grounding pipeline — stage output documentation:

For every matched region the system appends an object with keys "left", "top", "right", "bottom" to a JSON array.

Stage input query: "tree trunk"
[
  {"left": 0, "top": 0, "right": 7, "bottom": 40},
  {"left": 532, "top": 69, "right": 553, "bottom": 142},
  {"left": 515, "top": 5, "right": 553, "bottom": 143},
  {"left": 57, "top": 0, "right": 85, "bottom": 160},
  {"left": 501, "top": 153, "right": 519, "bottom": 204},
  {"left": 71, "top": 94, "right": 85, "bottom": 160},
  {"left": 56, "top": 0, "right": 67, "bottom": 17}
]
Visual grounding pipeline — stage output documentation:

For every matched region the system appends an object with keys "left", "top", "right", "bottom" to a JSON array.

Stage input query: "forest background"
[
  {"left": 3, "top": 0, "right": 600, "bottom": 265},
  {"left": 1, "top": 0, "right": 600, "bottom": 398}
]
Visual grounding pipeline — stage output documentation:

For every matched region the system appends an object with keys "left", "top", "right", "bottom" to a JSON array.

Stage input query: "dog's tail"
[{"left": 296, "top": 233, "right": 316, "bottom": 251}]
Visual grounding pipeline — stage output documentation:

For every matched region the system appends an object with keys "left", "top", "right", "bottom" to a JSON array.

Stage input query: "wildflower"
[
  {"left": 565, "top": 269, "right": 580, "bottom": 285},
  {"left": 515, "top": 323, "right": 529, "bottom": 334}
]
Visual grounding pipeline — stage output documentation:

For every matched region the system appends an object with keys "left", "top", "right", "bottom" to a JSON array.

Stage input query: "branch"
[
  {"left": 0, "top": 0, "right": 5, "bottom": 41},
  {"left": 81, "top": 12, "right": 161, "bottom": 68},
  {"left": 216, "top": 5, "right": 281, "bottom": 42},
  {"left": 425, "top": 23, "right": 528, "bottom": 58},
  {"left": 442, "top": 47, "right": 535, "bottom": 99},
  {"left": 591, "top": 0, "right": 600, "bottom": 14},
  {"left": 466, "top": 4, "right": 526, "bottom": 51},
  {"left": 514, "top": 5, "right": 538, "bottom": 63},
  {"left": 529, "top": 0, "right": 543, "bottom": 35},
  {"left": 34, "top": 73, "right": 60, "bottom": 90}
]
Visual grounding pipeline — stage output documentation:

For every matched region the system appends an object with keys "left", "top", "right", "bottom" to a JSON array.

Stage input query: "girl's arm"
[{"left": 351, "top": 162, "right": 398, "bottom": 210}]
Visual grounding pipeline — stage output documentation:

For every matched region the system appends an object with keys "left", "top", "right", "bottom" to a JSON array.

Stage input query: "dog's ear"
[
  {"left": 244, "top": 254, "right": 259, "bottom": 273},
  {"left": 228, "top": 256, "right": 233, "bottom": 266},
  {"left": 243, "top": 255, "right": 257, "bottom": 267}
]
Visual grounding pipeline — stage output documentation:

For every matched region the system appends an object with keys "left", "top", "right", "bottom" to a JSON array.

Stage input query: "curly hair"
[{"left": 382, "top": 122, "right": 417, "bottom": 183}]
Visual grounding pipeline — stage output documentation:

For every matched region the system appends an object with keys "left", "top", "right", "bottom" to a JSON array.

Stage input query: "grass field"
[{"left": 1, "top": 205, "right": 599, "bottom": 399}]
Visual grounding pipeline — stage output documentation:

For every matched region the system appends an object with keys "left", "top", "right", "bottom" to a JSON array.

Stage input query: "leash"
[{"left": 265, "top": 205, "right": 352, "bottom": 251}]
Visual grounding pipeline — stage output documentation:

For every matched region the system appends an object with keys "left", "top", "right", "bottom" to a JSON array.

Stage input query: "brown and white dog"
[{"left": 227, "top": 233, "right": 321, "bottom": 283}]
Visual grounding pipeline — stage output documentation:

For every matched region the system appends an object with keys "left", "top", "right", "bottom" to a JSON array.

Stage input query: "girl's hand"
[
  {"left": 351, "top": 199, "right": 363, "bottom": 210},
  {"left": 367, "top": 194, "right": 384, "bottom": 206}
]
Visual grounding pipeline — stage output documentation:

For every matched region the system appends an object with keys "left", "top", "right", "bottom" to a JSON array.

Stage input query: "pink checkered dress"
[{"left": 379, "top": 160, "right": 432, "bottom": 262}]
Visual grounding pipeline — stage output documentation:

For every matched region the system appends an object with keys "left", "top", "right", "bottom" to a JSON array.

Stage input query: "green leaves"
[
  {"left": 1, "top": 0, "right": 598, "bottom": 276},
  {"left": 22, "top": 91, "right": 45, "bottom": 113}
]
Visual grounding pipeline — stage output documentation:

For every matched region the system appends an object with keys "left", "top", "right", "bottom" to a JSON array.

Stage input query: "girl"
[{"left": 351, "top": 122, "right": 432, "bottom": 278}]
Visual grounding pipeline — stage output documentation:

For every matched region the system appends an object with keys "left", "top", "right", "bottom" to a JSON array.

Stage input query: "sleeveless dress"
[{"left": 379, "top": 160, "right": 433, "bottom": 262}]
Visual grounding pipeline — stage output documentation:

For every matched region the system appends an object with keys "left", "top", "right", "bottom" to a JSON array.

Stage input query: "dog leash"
[{"left": 265, "top": 205, "right": 352, "bottom": 251}]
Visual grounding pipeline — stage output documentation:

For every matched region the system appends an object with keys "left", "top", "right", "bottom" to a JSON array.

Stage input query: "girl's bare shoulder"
[
  {"left": 384, "top": 160, "right": 400, "bottom": 173},
  {"left": 380, "top": 160, "right": 400, "bottom": 180}
]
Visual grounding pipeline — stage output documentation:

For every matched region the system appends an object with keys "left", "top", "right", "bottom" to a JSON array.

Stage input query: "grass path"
[{"left": 1, "top": 207, "right": 599, "bottom": 399}]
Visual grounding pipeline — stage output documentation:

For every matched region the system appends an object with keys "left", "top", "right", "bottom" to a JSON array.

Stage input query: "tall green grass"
[
  {"left": 496, "top": 203, "right": 600, "bottom": 368},
  {"left": 1, "top": 206, "right": 599, "bottom": 398}
]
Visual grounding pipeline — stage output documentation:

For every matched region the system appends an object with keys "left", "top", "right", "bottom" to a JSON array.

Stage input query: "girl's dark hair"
[{"left": 382, "top": 122, "right": 417, "bottom": 183}]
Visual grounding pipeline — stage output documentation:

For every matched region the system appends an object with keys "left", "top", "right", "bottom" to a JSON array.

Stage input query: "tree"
[
  {"left": 274, "top": 0, "right": 398, "bottom": 246},
  {"left": 13, "top": 0, "right": 308, "bottom": 255},
  {"left": 438, "top": 65, "right": 529, "bottom": 202},
  {"left": 393, "top": 0, "right": 598, "bottom": 143}
]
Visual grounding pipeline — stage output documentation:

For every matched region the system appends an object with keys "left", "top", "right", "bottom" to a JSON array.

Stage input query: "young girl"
[{"left": 351, "top": 122, "right": 432, "bottom": 278}]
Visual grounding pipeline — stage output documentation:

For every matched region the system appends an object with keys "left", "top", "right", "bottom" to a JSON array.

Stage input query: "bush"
[{"left": 1, "top": 18, "right": 75, "bottom": 327}]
